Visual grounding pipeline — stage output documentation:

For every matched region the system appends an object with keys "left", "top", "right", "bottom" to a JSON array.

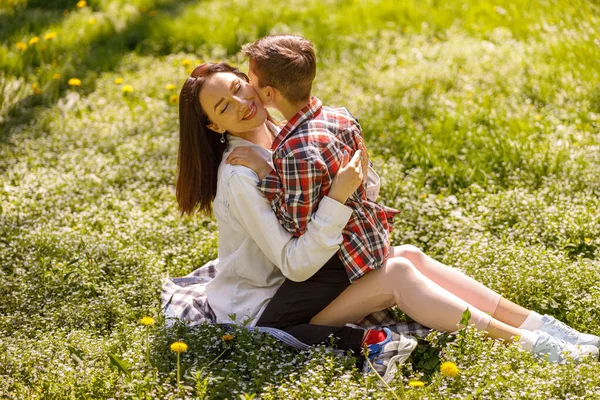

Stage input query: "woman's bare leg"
[
  {"left": 310, "top": 256, "right": 522, "bottom": 342},
  {"left": 393, "top": 245, "right": 531, "bottom": 327}
]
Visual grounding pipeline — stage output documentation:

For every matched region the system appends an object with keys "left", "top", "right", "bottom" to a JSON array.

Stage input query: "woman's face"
[{"left": 199, "top": 72, "right": 268, "bottom": 135}]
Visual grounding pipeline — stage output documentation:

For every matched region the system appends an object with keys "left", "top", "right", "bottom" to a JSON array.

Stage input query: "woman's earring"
[{"left": 220, "top": 134, "right": 226, "bottom": 143}]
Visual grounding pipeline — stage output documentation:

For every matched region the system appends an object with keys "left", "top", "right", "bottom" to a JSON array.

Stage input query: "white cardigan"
[{"left": 206, "top": 133, "right": 381, "bottom": 326}]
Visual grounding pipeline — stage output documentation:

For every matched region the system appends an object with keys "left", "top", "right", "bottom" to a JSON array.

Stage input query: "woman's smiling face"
[{"left": 199, "top": 72, "right": 267, "bottom": 135}]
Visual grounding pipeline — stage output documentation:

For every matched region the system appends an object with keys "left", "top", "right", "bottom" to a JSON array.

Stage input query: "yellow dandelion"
[
  {"left": 29, "top": 37, "right": 40, "bottom": 46},
  {"left": 584, "top": 237, "right": 592, "bottom": 244},
  {"left": 165, "top": 83, "right": 176, "bottom": 91},
  {"left": 170, "top": 341, "right": 188, "bottom": 353},
  {"left": 169, "top": 94, "right": 179, "bottom": 104},
  {"left": 408, "top": 380, "right": 425, "bottom": 387},
  {"left": 44, "top": 32, "right": 57, "bottom": 41},
  {"left": 15, "top": 42, "right": 27, "bottom": 51},
  {"left": 140, "top": 316, "right": 155, "bottom": 326},
  {"left": 88, "top": 17, "right": 97, "bottom": 25},
  {"left": 76, "top": 0, "right": 87, "bottom": 8},
  {"left": 171, "top": 341, "right": 187, "bottom": 388},
  {"left": 68, "top": 78, "right": 82, "bottom": 86},
  {"left": 52, "top": 73, "right": 61, "bottom": 80},
  {"left": 181, "top": 59, "right": 193, "bottom": 67},
  {"left": 121, "top": 84, "right": 133, "bottom": 93},
  {"left": 534, "top": 114, "right": 542, "bottom": 121},
  {"left": 222, "top": 333, "right": 233, "bottom": 341},
  {"left": 440, "top": 361, "right": 459, "bottom": 378},
  {"left": 114, "top": 77, "right": 124, "bottom": 84},
  {"left": 32, "top": 83, "right": 42, "bottom": 94}
]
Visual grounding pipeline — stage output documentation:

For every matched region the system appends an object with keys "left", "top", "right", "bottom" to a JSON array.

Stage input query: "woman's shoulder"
[
  {"left": 218, "top": 161, "right": 260, "bottom": 188},
  {"left": 215, "top": 162, "right": 260, "bottom": 217}
]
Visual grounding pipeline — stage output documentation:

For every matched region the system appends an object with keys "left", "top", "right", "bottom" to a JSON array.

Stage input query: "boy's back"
[{"left": 258, "top": 96, "right": 398, "bottom": 282}]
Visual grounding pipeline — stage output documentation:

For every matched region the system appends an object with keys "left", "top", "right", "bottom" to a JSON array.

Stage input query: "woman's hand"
[
  {"left": 225, "top": 147, "right": 273, "bottom": 180},
  {"left": 328, "top": 149, "right": 364, "bottom": 204}
]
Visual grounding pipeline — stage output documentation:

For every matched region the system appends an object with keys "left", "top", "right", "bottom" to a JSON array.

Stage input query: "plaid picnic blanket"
[{"left": 161, "top": 259, "right": 431, "bottom": 350}]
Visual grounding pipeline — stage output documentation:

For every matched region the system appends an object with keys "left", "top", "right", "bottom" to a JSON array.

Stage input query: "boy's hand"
[
  {"left": 328, "top": 150, "right": 364, "bottom": 204},
  {"left": 225, "top": 147, "right": 273, "bottom": 180}
]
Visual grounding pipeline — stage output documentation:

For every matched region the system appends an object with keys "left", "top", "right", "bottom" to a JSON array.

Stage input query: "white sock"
[
  {"left": 518, "top": 311, "right": 544, "bottom": 331},
  {"left": 518, "top": 329, "right": 539, "bottom": 352}
]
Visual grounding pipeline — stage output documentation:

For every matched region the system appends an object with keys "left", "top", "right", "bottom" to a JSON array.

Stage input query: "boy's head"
[{"left": 241, "top": 35, "right": 316, "bottom": 106}]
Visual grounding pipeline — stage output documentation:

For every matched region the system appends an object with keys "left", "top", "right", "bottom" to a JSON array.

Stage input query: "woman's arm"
[{"left": 225, "top": 151, "right": 363, "bottom": 282}]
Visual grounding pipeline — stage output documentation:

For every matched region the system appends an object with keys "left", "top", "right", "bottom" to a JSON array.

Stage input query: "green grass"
[{"left": 1, "top": 0, "right": 600, "bottom": 398}]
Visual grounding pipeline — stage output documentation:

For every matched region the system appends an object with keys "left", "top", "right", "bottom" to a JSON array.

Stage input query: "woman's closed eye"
[{"left": 220, "top": 82, "right": 242, "bottom": 114}]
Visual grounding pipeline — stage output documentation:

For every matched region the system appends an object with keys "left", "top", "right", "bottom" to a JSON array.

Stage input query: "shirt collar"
[
  {"left": 271, "top": 96, "right": 322, "bottom": 150},
  {"left": 224, "top": 127, "right": 277, "bottom": 166}
]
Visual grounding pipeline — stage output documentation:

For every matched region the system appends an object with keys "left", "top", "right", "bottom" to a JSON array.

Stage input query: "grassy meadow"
[{"left": 1, "top": 0, "right": 600, "bottom": 398}]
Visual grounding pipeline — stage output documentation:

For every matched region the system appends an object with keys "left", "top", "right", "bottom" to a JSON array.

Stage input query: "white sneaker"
[
  {"left": 531, "top": 331, "right": 599, "bottom": 363},
  {"left": 364, "top": 328, "right": 418, "bottom": 382},
  {"left": 538, "top": 315, "right": 600, "bottom": 348}
]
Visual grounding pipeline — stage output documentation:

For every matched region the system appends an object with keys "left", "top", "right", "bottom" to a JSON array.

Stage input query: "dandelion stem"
[
  {"left": 204, "top": 347, "right": 229, "bottom": 370},
  {"left": 176, "top": 352, "right": 181, "bottom": 390},
  {"left": 196, "top": 344, "right": 231, "bottom": 385},
  {"left": 145, "top": 329, "right": 150, "bottom": 365}
]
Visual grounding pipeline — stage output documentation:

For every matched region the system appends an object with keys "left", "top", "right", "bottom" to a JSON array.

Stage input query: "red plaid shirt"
[{"left": 258, "top": 97, "right": 399, "bottom": 282}]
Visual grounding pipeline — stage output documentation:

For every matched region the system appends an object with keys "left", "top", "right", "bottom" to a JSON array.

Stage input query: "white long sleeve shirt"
[{"left": 206, "top": 134, "right": 354, "bottom": 326}]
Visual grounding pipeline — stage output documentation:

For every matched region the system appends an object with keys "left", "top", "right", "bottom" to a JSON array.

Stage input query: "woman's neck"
[{"left": 229, "top": 123, "right": 273, "bottom": 149}]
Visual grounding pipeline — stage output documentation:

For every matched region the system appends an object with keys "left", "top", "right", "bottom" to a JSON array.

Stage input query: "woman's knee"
[{"left": 393, "top": 244, "right": 425, "bottom": 263}]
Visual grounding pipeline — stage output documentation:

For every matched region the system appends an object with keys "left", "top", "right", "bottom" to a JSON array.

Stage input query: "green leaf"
[
  {"left": 108, "top": 353, "right": 131, "bottom": 376},
  {"left": 460, "top": 308, "right": 471, "bottom": 326},
  {"left": 67, "top": 346, "right": 84, "bottom": 366},
  {"left": 424, "top": 354, "right": 440, "bottom": 369}
]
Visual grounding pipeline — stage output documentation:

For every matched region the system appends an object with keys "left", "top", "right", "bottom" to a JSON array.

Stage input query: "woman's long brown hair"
[{"left": 177, "top": 63, "right": 250, "bottom": 216}]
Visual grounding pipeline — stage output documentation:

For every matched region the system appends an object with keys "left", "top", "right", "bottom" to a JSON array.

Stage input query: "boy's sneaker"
[
  {"left": 531, "top": 331, "right": 599, "bottom": 363},
  {"left": 363, "top": 327, "right": 417, "bottom": 382},
  {"left": 537, "top": 314, "right": 600, "bottom": 348}
]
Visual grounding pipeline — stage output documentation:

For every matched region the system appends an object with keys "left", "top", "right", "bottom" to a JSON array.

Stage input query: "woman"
[
  {"left": 178, "top": 62, "right": 599, "bottom": 365},
  {"left": 176, "top": 63, "right": 393, "bottom": 362}
]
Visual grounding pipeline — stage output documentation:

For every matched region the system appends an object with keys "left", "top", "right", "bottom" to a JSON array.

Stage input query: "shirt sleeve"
[
  {"left": 258, "top": 151, "right": 329, "bottom": 237},
  {"left": 227, "top": 168, "right": 352, "bottom": 282},
  {"left": 366, "top": 165, "right": 381, "bottom": 201}
]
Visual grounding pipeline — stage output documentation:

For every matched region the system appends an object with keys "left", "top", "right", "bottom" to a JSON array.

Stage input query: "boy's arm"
[
  {"left": 226, "top": 168, "right": 352, "bottom": 282},
  {"left": 225, "top": 146, "right": 273, "bottom": 180},
  {"left": 258, "top": 150, "right": 330, "bottom": 237}
]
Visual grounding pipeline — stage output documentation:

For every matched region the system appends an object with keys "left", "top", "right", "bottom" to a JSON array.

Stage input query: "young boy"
[{"left": 238, "top": 34, "right": 398, "bottom": 283}]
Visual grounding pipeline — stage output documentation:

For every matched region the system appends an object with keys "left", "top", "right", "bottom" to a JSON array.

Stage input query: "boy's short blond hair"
[{"left": 242, "top": 35, "right": 316, "bottom": 103}]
